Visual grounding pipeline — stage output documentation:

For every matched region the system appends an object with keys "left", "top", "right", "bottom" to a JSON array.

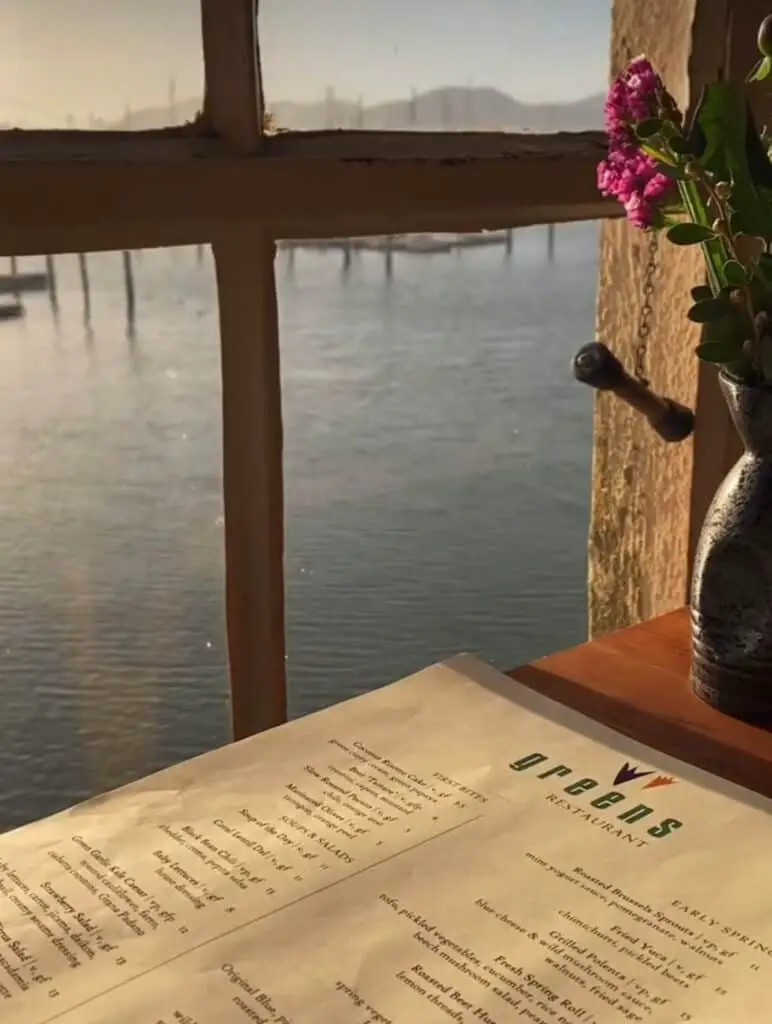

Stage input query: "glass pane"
[
  {"left": 0, "top": 245, "right": 227, "bottom": 831},
  {"left": 261, "top": 0, "right": 610, "bottom": 131},
  {"left": 278, "top": 222, "right": 596, "bottom": 719},
  {"left": 0, "top": 0, "right": 203, "bottom": 129}
]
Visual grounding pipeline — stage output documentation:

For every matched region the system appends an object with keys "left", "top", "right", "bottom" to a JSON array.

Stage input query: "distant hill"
[
  {"left": 93, "top": 86, "right": 604, "bottom": 133},
  {"left": 270, "top": 88, "right": 604, "bottom": 131}
]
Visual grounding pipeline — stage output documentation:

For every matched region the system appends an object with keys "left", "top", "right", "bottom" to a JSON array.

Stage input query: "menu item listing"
[{"left": 2, "top": 653, "right": 772, "bottom": 1022}]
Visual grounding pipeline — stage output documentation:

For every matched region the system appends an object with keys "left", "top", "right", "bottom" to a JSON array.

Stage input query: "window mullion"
[{"left": 201, "top": 0, "right": 287, "bottom": 738}]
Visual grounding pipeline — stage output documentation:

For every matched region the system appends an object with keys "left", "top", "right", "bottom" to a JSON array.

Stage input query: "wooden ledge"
[
  {"left": 0, "top": 127, "right": 616, "bottom": 256},
  {"left": 262, "top": 129, "right": 609, "bottom": 162},
  {"left": 508, "top": 609, "right": 772, "bottom": 799},
  {"left": 0, "top": 127, "right": 607, "bottom": 163}
]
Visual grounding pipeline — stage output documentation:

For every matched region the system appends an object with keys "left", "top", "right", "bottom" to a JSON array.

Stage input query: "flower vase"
[{"left": 691, "top": 372, "right": 772, "bottom": 722}]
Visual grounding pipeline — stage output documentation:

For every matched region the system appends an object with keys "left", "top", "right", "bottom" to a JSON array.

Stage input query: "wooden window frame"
[{"left": 6, "top": 0, "right": 704, "bottom": 742}]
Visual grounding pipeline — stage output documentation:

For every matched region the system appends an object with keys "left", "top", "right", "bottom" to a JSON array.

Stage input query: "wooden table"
[{"left": 509, "top": 607, "right": 772, "bottom": 799}]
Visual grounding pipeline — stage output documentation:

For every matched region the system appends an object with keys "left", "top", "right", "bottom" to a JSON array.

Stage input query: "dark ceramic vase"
[{"left": 691, "top": 371, "right": 772, "bottom": 723}]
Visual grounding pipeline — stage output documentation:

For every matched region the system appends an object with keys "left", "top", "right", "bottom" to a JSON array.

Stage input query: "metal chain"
[{"left": 634, "top": 231, "right": 660, "bottom": 387}]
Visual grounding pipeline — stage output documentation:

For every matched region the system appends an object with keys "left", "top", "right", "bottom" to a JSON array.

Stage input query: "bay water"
[{"left": 0, "top": 220, "right": 598, "bottom": 828}]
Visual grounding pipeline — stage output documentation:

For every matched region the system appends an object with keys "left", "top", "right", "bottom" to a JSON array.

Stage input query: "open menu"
[{"left": 2, "top": 654, "right": 772, "bottom": 1023}]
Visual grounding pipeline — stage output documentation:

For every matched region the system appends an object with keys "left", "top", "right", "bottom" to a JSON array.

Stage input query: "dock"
[
  {"left": 0, "top": 271, "right": 49, "bottom": 295},
  {"left": 0, "top": 300, "right": 25, "bottom": 322},
  {"left": 278, "top": 226, "right": 558, "bottom": 263},
  {"left": 278, "top": 231, "right": 517, "bottom": 256}
]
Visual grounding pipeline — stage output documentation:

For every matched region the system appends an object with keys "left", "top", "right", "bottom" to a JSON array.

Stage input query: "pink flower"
[
  {"left": 625, "top": 57, "right": 661, "bottom": 117},
  {"left": 643, "top": 172, "right": 673, "bottom": 202},
  {"left": 604, "top": 79, "right": 631, "bottom": 139},
  {"left": 624, "top": 193, "right": 656, "bottom": 230},
  {"left": 597, "top": 56, "right": 677, "bottom": 229},
  {"left": 604, "top": 56, "right": 662, "bottom": 134}
]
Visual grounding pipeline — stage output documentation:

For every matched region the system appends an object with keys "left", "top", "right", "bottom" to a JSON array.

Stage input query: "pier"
[
  {"left": 0, "top": 258, "right": 51, "bottom": 319},
  {"left": 279, "top": 228, "right": 550, "bottom": 257},
  {"left": 279, "top": 225, "right": 556, "bottom": 276},
  {"left": 0, "top": 224, "right": 561, "bottom": 335},
  {"left": 0, "top": 271, "right": 48, "bottom": 296}
]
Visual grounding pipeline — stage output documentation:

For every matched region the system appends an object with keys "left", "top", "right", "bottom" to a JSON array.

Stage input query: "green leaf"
[
  {"left": 667, "top": 222, "right": 716, "bottom": 245},
  {"left": 729, "top": 210, "right": 746, "bottom": 237},
  {"left": 696, "top": 339, "right": 745, "bottom": 363},
  {"left": 747, "top": 57, "right": 765, "bottom": 84},
  {"left": 747, "top": 55, "right": 772, "bottom": 83},
  {"left": 744, "top": 107, "right": 772, "bottom": 190},
  {"left": 723, "top": 259, "right": 749, "bottom": 286},
  {"left": 747, "top": 277, "right": 772, "bottom": 307},
  {"left": 756, "top": 252, "right": 772, "bottom": 285},
  {"left": 758, "top": 186, "right": 772, "bottom": 234},
  {"left": 640, "top": 143, "right": 669, "bottom": 166},
  {"left": 669, "top": 136, "right": 693, "bottom": 156},
  {"left": 655, "top": 161, "right": 688, "bottom": 181},
  {"left": 675, "top": 179, "right": 727, "bottom": 294},
  {"left": 690, "top": 285, "right": 714, "bottom": 302},
  {"left": 688, "top": 298, "right": 733, "bottom": 323},
  {"left": 691, "top": 83, "right": 772, "bottom": 235},
  {"left": 636, "top": 118, "right": 663, "bottom": 139},
  {"left": 702, "top": 307, "right": 754, "bottom": 348},
  {"left": 689, "top": 85, "right": 729, "bottom": 170}
]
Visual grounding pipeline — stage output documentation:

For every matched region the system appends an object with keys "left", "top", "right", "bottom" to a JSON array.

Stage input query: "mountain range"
[{"left": 91, "top": 86, "right": 604, "bottom": 133}]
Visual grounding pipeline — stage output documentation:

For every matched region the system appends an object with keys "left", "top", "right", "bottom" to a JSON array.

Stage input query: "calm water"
[{"left": 0, "top": 222, "right": 599, "bottom": 830}]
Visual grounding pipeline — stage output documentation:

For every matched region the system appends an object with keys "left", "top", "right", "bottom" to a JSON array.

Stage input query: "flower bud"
[
  {"left": 756, "top": 311, "right": 772, "bottom": 339},
  {"left": 684, "top": 161, "right": 701, "bottom": 177},
  {"left": 759, "top": 15, "right": 772, "bottom": 57},
  {"left": 734, "top": 234, "right": 767, "bottom": 267},
  {"left": 714, "top": 181, "right": 733, "bottom": 200}
]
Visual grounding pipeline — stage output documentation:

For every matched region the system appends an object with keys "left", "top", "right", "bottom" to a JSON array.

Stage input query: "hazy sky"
[{"left": 0, "top": 0, "right": 611, "bottom": 126}]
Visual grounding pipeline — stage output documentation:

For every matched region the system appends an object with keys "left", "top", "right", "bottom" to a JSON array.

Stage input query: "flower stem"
[
  {"left": 698, "top": 175, "right": 764, "bottom": 376},
  {"left": 676, "top": 178, "right": 723, "bottom": 291}
]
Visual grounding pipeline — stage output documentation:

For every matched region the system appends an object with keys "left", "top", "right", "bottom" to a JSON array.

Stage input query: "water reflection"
[
  {"left": 0, "top": 229, "right": 596, "bottom": 831},
  {"left": 0, "top": 247, "right": 229, "bottom": 831}
]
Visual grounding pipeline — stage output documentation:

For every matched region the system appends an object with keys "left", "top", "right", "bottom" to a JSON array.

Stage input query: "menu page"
[{"left": 1, "top": 654, "right": 771, "bottom": 1023}]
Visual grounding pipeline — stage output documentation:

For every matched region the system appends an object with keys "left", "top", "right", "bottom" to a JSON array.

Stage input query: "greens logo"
[
  {"left": 509, "top": 752, "right": 683, "bottom": 841},
  {"left": 614, "top": 761, "right": 676, "bottom": 790}
]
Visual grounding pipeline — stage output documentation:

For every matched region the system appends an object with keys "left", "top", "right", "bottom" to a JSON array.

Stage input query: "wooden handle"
[{"left": 573, "top": 342, "right": 695, "bottom": 443}]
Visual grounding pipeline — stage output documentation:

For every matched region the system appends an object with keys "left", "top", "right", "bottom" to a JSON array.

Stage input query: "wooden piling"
[
  {"left": 547, "top": 223, "right": 555, "bottom": 261},
  {"left": 45, "top": 255, "right": 59, "bottom": 314},
  {"left": 122, "top": 250, "right": 136, "bottom": 333},
  {"left": 385, "top": 236, "right": 394, "bottom": 281},
  {"left": 78, "top": 252, "right": 91, "bottom": 325},
  {"left": 9, "top": 256, "right": 19, "bottom": 300}
]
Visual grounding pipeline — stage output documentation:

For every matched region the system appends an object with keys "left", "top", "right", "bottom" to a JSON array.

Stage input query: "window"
[
  {"left": 260, "top": 0, "right": 610, "bottom": 132},
  {"left": 279, "top": 222, "right": 600, "bottom": 718},
  {"left": 0, "top": 247, "right": 229, "bottom": 829},
  {"left": 0, "top": 1, "right": 204, "bottom": 129},
  {"left": 0, "top": 0, "right": 615, "bottom": 762}
]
